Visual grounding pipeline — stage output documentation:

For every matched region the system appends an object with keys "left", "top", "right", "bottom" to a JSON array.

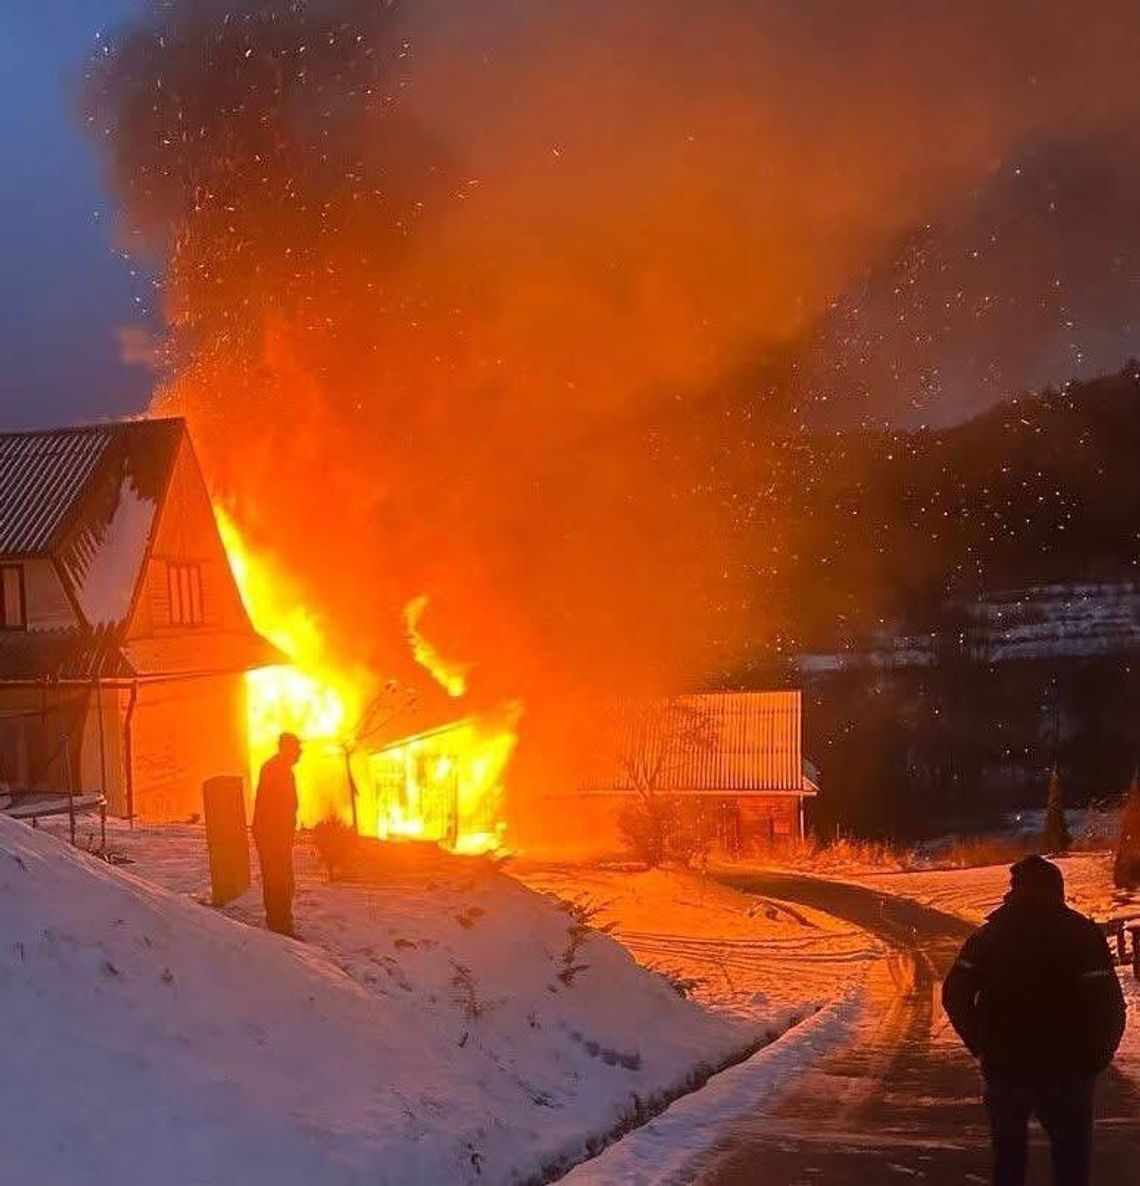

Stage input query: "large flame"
[
  {"left": 404, "top": 595, "right": 469, "bottom": 698},
  {"left": 217, "top": 507, "right": 518, "bottom": 852},
  {"left": 371, "top": 707, "right": 520, "bottom": 855}
]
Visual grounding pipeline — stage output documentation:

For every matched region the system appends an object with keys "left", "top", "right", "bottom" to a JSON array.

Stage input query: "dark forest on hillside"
[{"left": 731, "top": 366, "right": 1140, "bottom": 839}]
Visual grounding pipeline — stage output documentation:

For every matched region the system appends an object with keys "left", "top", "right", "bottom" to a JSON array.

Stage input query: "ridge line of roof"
[{"left": 0, "top": 416, "right": 187, "bottom": 441}]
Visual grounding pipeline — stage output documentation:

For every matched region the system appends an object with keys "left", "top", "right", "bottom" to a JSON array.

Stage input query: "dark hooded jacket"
[{"left": 942, "top": 892, "right": 1126, "bottom": 1079}]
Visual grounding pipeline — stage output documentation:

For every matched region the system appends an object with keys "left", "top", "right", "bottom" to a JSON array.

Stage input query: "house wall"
[
  {"left": 23, "top": 560, "right": 78, "bottom": 631},
  {"left": 126, "top": 676, "right": 249, "bottom": 821},
  {"left": 80, "top": 686, "right": 126, "bottom": 810},
  {"left": 129, "top": 435, "right": 255, "bottom": 644},
  {"left": 0, "top": 687, "right": 88, "bottom": 793},
  {"left": 737, "top": 795, "right": 803, "bottom": 847},
  {"left": 525, "top": 791, "right": 806, "bottom": 859}
]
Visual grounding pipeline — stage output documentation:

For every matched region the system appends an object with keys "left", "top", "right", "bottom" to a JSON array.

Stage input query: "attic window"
[
  {"left": 0, "top": 566, "right": 26, "bottom": 631},
  {"left": 168, "top": 562, "right": 205, "bottom": 628}
]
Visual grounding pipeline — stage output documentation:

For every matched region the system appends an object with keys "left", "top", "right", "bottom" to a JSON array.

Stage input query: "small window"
[
  {"left": 168, "top": 562, "right": 205, "bottom": 628},
  {"left": 0, "top": 566, "right": 26, "bottom": 631}
]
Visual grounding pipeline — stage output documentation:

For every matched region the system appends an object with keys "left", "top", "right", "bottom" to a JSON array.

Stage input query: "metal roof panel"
[{"left": 0, "top": 427, "right": 114, "bottom": 555}]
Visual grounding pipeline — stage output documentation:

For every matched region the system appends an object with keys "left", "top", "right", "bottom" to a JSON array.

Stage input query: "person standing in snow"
[
  {"left": 942, "top": 855, "right": 1126, "bottom": 1186},
  {"left": 251, "top": 732, "right": 303, "bottom": 936}
]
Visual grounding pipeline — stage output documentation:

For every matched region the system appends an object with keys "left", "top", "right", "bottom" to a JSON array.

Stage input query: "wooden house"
[
  {"left": 0, "top": 419, "right": 280, "bottom": 821},
  {"left": 574, "top": 690, "right": 819, "bottom": 853}
]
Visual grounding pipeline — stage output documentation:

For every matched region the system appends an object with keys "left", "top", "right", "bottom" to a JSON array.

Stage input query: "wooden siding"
[
  {"left": 128, "top": 436, "right": 270, "bottom": 674},
  {"left": 129, "top": 676, "right": 248, "bottom": 821},
  {"left": 23, "top": 559, "right": 78, "bottom": 632}
]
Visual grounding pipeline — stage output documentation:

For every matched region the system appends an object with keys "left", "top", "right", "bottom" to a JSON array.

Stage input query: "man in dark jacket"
[
  {"left": 251, "top": 732, "right": 302, "bottom": 936},
  {"left": 943, "top": 855, "right": 1126, "bottom": 1186}
]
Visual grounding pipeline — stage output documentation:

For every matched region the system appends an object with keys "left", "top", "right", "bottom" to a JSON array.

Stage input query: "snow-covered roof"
[
  {"left": 0, "top": 425, "right": 115, "bottom": 555},
  {"left": 0, "top": 418, "right": 280, "bottom": 683},
  {"left": 0, "top": 420, "right": 181, "bottom": 634}
]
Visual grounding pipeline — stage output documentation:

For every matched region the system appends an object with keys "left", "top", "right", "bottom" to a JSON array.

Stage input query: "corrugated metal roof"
[
  {"left": 0, "top": 628, "right": 133, "bottom": 683},
  {"left": 123, "top": 632, "right": 285, "bottom": 678},
  {"left": 583, "top": 690, "right": 812, "bottom": 794},
  {"left": 0, "top": 427, "right": 114, "bottom": 555}
]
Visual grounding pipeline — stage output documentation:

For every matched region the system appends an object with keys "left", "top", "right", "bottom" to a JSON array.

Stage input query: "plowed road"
[{"left": 688, "top": 872, "right": 1140, "bottom": 1185}]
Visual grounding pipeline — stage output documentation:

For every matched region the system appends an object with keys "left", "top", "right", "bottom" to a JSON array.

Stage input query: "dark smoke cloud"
[{"left": 84, "top": 0, "right": 1140, "bottom": 794}]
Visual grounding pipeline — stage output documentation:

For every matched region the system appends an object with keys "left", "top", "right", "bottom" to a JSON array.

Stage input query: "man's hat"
[{"left": 1009, "top": 854, "right": 1065, "bottom": 902}]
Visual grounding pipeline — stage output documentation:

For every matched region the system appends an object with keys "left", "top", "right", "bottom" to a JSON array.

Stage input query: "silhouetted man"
[
  {"left": 943, "top": 855, "right": 1126, "bottom": 1186},
  {"left": 251, "top": 732, "right": 302, "bottom": 936}
]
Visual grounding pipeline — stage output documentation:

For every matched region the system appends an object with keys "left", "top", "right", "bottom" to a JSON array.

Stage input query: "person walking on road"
[
  {"left": 251, "top": 732, "right": 303, "bottom": 936},
  {"left": 943, "top": 855, "right": 1126, "bottom": 1186}
]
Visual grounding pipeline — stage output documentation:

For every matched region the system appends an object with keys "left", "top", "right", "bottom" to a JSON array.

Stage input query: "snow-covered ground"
[
  {"left": 557, "top": 989, "right": 866, "bottom": 1186},
  {"left": 6, "top": 818, "right": 788, "bottom": 1186},
  {"left": 838, "top": 851, "right": 1140, "bottom": 1078},
  {"left": 856, "top": 850, "right": 1139, "bottom": 924},
  {"left": 517, "top": 864, "right": 881, "bottom": 1027}
]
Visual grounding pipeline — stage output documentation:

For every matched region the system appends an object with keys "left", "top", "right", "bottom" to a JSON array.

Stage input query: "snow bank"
[
  {"left": 856, "top": 852, "right": 1139, "bottom": 924},
  {"left": 558, "top": 987, "right": 865, "bottom": 1186},
  {"left": 2, "top": 819, "right": 758, "bottom": 1186}
]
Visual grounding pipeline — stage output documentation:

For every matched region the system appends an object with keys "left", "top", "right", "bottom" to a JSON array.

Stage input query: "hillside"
[{"left": 754, "top": 365, "right": 1140, "bottom": 650}]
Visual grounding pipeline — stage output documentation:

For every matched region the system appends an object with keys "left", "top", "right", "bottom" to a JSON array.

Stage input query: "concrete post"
[{"left": 204, "top": 775, "right": 251, "bottom": 907}]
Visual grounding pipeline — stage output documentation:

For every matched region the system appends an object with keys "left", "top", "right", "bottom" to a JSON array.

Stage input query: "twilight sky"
[
  {"left": 4, "top": 1, "right": 1140, "bottom": 434},
  {"left": 1, "top": 1, "right": 150, "bottom": 431}
]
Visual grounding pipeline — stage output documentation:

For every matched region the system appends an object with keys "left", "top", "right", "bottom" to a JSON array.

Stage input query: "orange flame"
[
  {"left": 371, "top": 706, "right": 521, "bottom": 854},
  {"left": 217, "top": 507, "right": 518, "bottom": 852},
  {"left": 404, "top": 594, "right": 470, "bottom": 698},
  {"left": 217, "top": 507, "right": 362, "bottom": 825}
]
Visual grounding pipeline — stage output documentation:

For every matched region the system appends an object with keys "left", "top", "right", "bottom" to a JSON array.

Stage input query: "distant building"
[
  {"left": 796, "top": 583, "right": 1140, "bottom": 681},
  {"left": 0, "top": 419, "right": 279, "bottom": 820},
  {"left": 570, "top": 690, "right": 818, "bottom": 853}
]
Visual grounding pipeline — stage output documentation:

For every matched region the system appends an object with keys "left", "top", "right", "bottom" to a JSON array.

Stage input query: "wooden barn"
[
  {"left": 0, "top": 419, "right": 280, "bottom": 821},
  {"left": 574, "top": 690, "right": 819, "bottom": 853}
]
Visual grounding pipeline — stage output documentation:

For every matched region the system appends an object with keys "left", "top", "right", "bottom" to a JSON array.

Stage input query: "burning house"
[
  {"left": 0, "top": 419, "right": 280, "bottom": 820},
  {"left": 0, "top": 417, "right": 520, "bottom": 849}
]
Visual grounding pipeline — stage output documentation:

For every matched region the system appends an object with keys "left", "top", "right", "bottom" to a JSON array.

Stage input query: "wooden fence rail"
[{"left": 1100, "top": 917, "right": 1140, "bottom": 979}]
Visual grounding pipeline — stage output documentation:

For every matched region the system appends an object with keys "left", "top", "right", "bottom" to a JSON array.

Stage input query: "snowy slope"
[
  {"left": 0, "top": 819, "right": 759, "bottom": 1186},
  {"left": 518, "top": 865, "right": 880, "bottom": 1025}
]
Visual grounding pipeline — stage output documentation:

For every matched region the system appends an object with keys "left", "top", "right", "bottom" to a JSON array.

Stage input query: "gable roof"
[
  {"left": 0, "top": 421, "right": 182, "bottom": 565},
  {"left": 582, "top": 690, "right": 815, "bottom": 795},
  {"left": 0, "top": 425, "right": 118, "bottom": 556},
  {"left": 0, "top": 418, "right": 281, "bottom": 683}
]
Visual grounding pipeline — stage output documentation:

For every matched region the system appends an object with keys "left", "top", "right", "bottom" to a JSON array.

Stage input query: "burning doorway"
[{"left": 369, "top": 708, "right": 521, "bottom": 855}]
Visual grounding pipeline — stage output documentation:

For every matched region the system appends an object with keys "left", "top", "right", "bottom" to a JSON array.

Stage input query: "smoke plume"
[{"left": 85, "top": 0, "right": 1140, "bottom": 795}]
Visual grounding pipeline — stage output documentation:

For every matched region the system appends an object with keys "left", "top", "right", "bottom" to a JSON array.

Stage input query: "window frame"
[
  {"left": 167, "top": 561, "right": 206, "bottom": 629},
  {"left": 0, "top": 565, "right": 27, "bottom": 632}
]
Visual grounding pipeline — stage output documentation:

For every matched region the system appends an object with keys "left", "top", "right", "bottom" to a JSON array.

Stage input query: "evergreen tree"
[
  {"left": 1113, "top": 770, "right": 1140, "bottom": 890},
  {"left": 1042, "top": 766, "right": 1071, "bottom": 854}
]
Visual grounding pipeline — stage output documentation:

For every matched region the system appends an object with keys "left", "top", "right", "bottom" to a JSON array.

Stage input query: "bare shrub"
[
  {"left": 1115, "top": 776, "right": 1140, "bottom": 890},
  {"left": 936, "top": 834, "right": 1036, "bottom": 869},
  {"left": 312, "top": 817, "right": 359, "bottom": 882}
]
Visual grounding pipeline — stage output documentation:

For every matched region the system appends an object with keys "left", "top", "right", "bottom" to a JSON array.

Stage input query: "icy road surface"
[{"left": 690, "top": 873, "right": 1140, "bottom": 1185}]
